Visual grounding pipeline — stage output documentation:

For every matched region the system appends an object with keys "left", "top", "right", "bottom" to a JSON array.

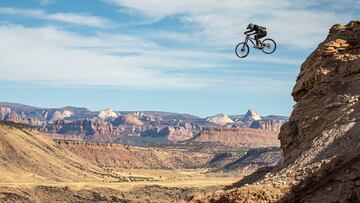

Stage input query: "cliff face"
[
  {"left": 250, "top": 119, "right": 284, "bottom": 132},
  {"left": 280, "top": 21, "right": 360, "bottom": 164},
  {"left": 0, "top": 107, "right": 43, "bottom": 126},
  {"left": 40, "top": 119, "right": 122, "bottom": 142},
  {"left": 195, "top": 21, "right": 360, "bottom": 203}
]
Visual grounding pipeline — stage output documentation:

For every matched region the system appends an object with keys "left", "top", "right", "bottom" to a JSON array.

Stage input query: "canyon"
[
  {"left": 0, "top": 120, "right": 282, "bottom": 202},
  {"left": 1, "top": 18, "right": 357, "bottom": 203}
]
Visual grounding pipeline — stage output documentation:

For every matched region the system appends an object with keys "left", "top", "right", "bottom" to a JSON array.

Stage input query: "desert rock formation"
[
  {"left": 206, "top": 114, "right": 234, "bottom": 126},
  {"left": 242, "top": 109, "right": 261, "bottom": 122},
  {"left": 0, "top": 103, "right": 287, "bottom": 144},
  {"left": 250, "top": 119, "right": 284, "bottom": 132},
  {"left": 97, "top": 108, "right": 118, "bottom": 120}
]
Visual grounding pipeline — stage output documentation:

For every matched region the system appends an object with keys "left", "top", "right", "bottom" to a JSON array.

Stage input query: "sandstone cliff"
[
  {"left": 194, "top": 21, "right": 360, "bottom": 203},
  {"left": 250, "top": 119, "right": 284, "bottom": 132}
]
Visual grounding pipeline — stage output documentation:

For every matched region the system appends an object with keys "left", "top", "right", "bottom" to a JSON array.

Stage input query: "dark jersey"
[{"left": 253, "top": 25, "right": 266, "bottom": 33}]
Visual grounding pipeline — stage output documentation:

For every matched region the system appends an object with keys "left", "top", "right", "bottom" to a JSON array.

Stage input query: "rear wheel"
[
  {"left": 235, "top": 42, "right": 250, "bottom": 58},
  {"left": 261, "top": 38, "right": 276, "bottom": 54}
]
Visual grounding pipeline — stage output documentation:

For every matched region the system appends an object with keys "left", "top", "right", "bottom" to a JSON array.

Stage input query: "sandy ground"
[{"left": 0, "top": 168, "right": 240, "bottom": 191}]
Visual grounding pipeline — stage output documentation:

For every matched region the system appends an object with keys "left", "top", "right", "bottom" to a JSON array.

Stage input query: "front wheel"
[
  {"left": 261, "top": 38, "right": 276, "bottom": 54},
  {"left": 235, "top": 42, "right": 249, "bottom": 58}
]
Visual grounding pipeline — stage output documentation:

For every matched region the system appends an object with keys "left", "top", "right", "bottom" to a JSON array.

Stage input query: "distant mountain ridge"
[{"left": 0, "top": 102, "right": 288, "bottom": 144}]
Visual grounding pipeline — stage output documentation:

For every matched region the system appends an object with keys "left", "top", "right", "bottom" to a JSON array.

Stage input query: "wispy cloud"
[
  {"left": 107, "top": 0, "right": 354, "bottom": 48},
  {"left": 0, "top": 7, "right": 112, "bottom": 28},
  {"left": 0, "top": 24, "right": 295, "bottom": 90}
]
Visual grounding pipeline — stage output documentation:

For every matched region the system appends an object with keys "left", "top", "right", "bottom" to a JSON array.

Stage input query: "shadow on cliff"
[
  {"left": 276, "top": 101, "right": 360, "bottom": 202},
  {"left": 224, "top": 166, "right": 276, "bottom": 190}
]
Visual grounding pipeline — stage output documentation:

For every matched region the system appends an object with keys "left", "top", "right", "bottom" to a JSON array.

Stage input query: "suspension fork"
[{"left": 242, "top": 35, "right": 249, "bottom": 50}]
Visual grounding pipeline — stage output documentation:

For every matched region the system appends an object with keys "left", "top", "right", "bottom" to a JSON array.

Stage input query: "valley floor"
[
  {"left": 0, "top": 169, "right": 241, "bottom": 202},
  {"left": 0, "top": 168, "right": 241, "bottom": 189}
]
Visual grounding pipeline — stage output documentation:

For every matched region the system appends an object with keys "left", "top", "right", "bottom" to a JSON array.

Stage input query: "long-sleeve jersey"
[{"left": 245, "top": 25, "right": 266, "bottom": 34}]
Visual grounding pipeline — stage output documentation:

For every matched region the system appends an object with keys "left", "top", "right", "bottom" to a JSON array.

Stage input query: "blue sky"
[{"left": 0, "top": 0, "right": 359, "bottom": 117}]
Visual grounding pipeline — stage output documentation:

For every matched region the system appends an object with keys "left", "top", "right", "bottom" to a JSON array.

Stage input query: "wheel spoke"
[
  {"left": 261, "top": 39, "right": 276, "bottom": 54},
  {"left": 235, "top": 42, "right": 249, "bottom": 58}
]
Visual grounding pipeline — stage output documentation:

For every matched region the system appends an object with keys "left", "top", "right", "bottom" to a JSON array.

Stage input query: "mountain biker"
[{"left": 244, "top": 23, "right": 267, "bottom": 48}]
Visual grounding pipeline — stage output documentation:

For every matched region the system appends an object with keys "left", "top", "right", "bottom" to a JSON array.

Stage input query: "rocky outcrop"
[
  {"left": 97, "top": 108, "right": 118, "bottom": 120},
  {"left": 194, "top": 21, "right": 360, "bottom": 203},
  {"left": 206, "top": 114, "right": 234, "bottom": 126},
  {"left": 242, "top": 109, "right": 261, "bottom": 122},
  {"left": 250, "top": 119, "right": 285, "bottom": 132},
  {"left": 113, "top": 115, "right": 143, "bottom": 126},
  {"left": 49, "top": 110, "right": 73, "bottom": 121},
  {"left": 40, "top": 119, "right": 122, "bottom": 142},
  {"left": 231, "top": 110, "right": 287, "bottom": 132},
  {"left": 0, "top": 107, "right": 43, "bottom": 126},
  {"left": 281, "top": 21, "right": 360, "bottom": 163},
  {"left": 141, "top": 125, "right": 194, "bottom": 142}
]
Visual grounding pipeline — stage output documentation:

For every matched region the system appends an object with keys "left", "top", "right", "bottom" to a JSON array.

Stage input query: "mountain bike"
[{"left": 235, "top": 34, "right": 277, "bottom": 58}]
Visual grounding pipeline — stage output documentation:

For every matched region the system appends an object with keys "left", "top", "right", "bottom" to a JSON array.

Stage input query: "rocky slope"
[
  {"left": 188, "top": 127, "right": 280, "bottom": 147},
  {"left": 0, "top": 121, "right": 123, "bottom": 183},
  {"left": 54, "top": 139, "right": 213, "bottom": 169},
  {"left": 0, "top": 121, "right": 210, "bottom": 203},
  {"left": 55, "top": 138, "right": 283, "bottom": 173},
  {"left": 194, "top": 21, "right": 360, "bottom": 203}
]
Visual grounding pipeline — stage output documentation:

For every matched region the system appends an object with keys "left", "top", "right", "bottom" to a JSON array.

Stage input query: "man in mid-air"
[{"left": 244, "top": 23, "right": 267, "bottom": 48}]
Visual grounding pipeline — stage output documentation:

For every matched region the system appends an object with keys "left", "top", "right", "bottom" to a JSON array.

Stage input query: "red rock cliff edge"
[{"left": 192, "top": 21, "right": 360, "bottom": 203}]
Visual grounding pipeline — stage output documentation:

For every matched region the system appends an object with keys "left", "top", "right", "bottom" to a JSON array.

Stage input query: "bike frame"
[{"left": 244, "top": 34, "right": 257, "bottom": 47}]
